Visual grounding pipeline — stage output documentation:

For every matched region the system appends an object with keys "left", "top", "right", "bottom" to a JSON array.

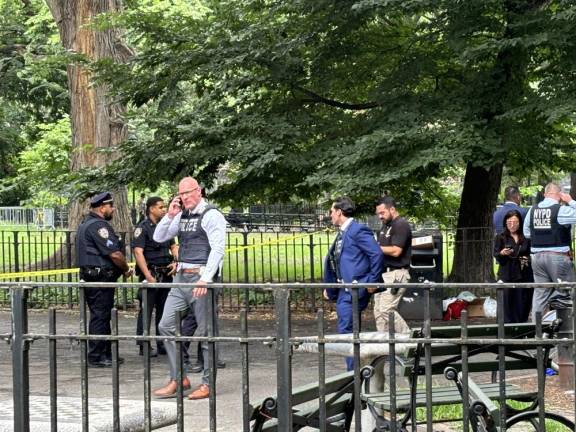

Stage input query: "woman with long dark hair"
[{"left": 493, "top": 209, "right": 534, "bottom": 323}]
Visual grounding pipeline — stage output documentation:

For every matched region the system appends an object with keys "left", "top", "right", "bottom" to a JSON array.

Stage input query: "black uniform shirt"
[
  {"left": 378, "top": 216, "right": 412, "bottom": 269},
  {"left": 131, "top": 218, "right": 175, "bottom": 266},
  {"left": 84, "top": 213, "right": 122, "bottom": 257}
]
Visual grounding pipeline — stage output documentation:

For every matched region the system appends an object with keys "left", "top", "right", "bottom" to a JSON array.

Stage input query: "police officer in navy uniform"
[
  {"left": 76, "top": 192, "right": 133, "bottom": 368},
  {"left": 132, "top": 196, "right": 178, "bottom": 357},
  {"left": 523, "top": 182, "right": 576, "bottom": 320}
]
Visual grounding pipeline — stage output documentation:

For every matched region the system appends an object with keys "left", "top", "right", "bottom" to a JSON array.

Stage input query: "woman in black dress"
[{"left": 493, "top": 209, "right": 534, "bottom": 323}]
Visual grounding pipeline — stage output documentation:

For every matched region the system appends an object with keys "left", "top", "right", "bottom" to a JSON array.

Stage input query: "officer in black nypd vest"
[
  {"left": 524, "top": 182, "right": 576, "bottom": 321},
  {"left": 132, "top": 196, "right": 178, "bottom": 356},
  {"left": 152, "top": 177, "right": 227, "bottom": 400},
  {"left": 76, "top": 192, "right": 133, "bottom": 368}
]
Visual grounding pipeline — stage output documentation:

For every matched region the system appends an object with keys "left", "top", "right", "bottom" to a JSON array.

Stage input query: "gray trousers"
[
  {"left": 531, "top": 252, "right": 574, "bottom": 322},
  {"left": 158, "top": 271, "right": 217, "bottom": 386}
]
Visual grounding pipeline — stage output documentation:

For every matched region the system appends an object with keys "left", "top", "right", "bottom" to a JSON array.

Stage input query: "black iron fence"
[
  {"left": 1, "top": 224, "right": 575, "bottom": 311},
  {"left": 1, "top": 281, "right": 575, "bottom": 431}
]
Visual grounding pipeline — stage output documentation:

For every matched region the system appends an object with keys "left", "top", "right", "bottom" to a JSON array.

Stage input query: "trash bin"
[{"left": 399, "top": 233, "right": 444, "bottom": 320}]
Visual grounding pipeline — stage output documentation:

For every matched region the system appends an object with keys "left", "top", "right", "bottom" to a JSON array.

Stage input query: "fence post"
[
  {"left": 11, "top": 286, "right": 30, "bottom": 432},
  {"left": 242, "top": 231, "right": 250, "bottom": 283},
  {"left": 309, "top": 235, "right": 316, "bottom": 312},
  {"left": 13, "top": 231, "right": 20, "bottom": 273},
  {"left": 275, "top": 287, "right": 292, "bottom": 431},
  {"left": 65, "top": 231, "right": 73, "bottom": 308}
]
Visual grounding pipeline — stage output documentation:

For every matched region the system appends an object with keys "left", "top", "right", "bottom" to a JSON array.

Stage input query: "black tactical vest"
[
  {"left": 137, "top": 220, "right": 173, "bottom": 265},
  {"left": 529, "top": 203, "right": 572, "bottom": 248},
  {"left": 76, "top": 215, "right": 115, "bottom": 268},
  {"left": 178, "top": 206, "right": 218, "bottom": 264}
]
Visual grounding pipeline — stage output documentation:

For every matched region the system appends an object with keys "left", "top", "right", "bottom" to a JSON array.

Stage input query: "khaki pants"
[{"left": 373, "top": 268, "right": 410, "bottom": 335}]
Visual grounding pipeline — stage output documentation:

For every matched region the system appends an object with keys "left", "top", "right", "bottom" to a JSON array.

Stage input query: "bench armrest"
[{"left": 444, "top": 367, "right": 501, "bottom": 431}]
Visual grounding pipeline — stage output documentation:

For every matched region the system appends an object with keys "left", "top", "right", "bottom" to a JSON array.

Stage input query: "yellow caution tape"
[
  {"left": 0, "top": 268, "right": 79, "bottom": 280},
  {"left": 226, "top": 230, "right": 328, "bottom": 253},
  {"left": 0, "top": 229, "right": 333, "bottom": 280}
]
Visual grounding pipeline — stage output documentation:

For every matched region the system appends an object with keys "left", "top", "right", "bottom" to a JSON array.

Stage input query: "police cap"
[{"left": 90, "top": 192, "right": 114, "bottom": 208}]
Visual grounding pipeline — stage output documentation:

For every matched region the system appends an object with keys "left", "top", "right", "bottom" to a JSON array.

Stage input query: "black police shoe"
[
  {"left": 105, "top": 356, "right": 125, "bottom": 365},
  {"left": 88, "top": 358, "right": 113, "bottom": 368},
  {"left": 190, "top": 360, "right": 226, "bottom": 373},
  {"left": 190, "top": 362, "right": 203, "bottom": 373},
  {"left": 139, "top": 346, "right": 158, "bottom": 357}
]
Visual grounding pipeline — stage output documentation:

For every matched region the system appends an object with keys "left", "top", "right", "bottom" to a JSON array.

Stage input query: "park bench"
[
  {"left": 444, "top": 366, "right": 574, "bottom": 431},
  {"left": 250, "top": 370, "right": 356, "bottom": 431},
  {"left": 360, "top": 322, "right": 573, "bottom": 431}
]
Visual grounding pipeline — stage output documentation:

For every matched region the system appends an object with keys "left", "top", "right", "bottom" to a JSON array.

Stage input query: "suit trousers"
[
  {"left": 158, "top": 271, "right": 217, "bottom": 386},
  {"left": 336, "top": 293, "right": 363, "bottom": 371}
]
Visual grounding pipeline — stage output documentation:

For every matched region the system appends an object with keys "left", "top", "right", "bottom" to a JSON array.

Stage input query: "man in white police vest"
[
  {"left": 152, "top": 177, "right": 226, "bottom": 400},
  {"left": 523, "top": 182, "right": 576, "bottom": 321}
]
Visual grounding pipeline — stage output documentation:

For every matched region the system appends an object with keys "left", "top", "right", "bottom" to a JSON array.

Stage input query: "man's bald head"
[
  {"left": 178, "top": 176, "right": 202, "bottom": 210},
  {"left": 179, "top": 177, "right": 199, "bottom": 190}
]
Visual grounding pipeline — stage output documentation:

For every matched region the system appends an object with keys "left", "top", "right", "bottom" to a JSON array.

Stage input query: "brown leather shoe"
[
  {"left": 188, "top": 384, "right": 210, "bottom": 400},
  {"left": 153, "top": 377, "right": 191, "bottom": 398}
]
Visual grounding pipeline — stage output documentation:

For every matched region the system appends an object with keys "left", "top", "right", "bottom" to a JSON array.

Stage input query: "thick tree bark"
[
  {"left": 46, "top": 0, "right": 133, "bottom": 234},
  {"left": 448, "top": 162, "right": 503, "bottom": 283}
]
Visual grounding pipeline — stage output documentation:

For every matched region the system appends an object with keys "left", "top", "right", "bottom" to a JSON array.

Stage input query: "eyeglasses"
[{"left": 178, "top": 188, "right": 199, "bottom": 197}]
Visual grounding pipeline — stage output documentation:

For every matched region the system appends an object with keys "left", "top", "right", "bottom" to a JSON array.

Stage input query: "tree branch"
[{"left": 294, "top": 86, "right": 381, "bottom": 110}]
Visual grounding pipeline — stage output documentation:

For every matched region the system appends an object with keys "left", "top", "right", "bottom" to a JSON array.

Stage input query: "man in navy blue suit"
[
  {"left": 323, "top": 197, "right": 384, "bottom": 370},
  {"left": 493, "top": 186, "right": 527, "bottom": 234}
]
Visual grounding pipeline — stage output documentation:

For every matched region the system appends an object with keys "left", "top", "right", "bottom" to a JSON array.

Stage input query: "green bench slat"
[
  {"left": 250, "top": 370, "right": 354, "bottom": 417},
  {"left": 362, "top": 382, "right": 536, "bottom": 410},
  {"left": 410, "top": 323, "right": 550, "bottom": 339},
  {"left": 259, "top": 394, "right": 352, "bottom": 431},
  {"left": 391, "top": 359, "right": 544, "bottom": 378}
]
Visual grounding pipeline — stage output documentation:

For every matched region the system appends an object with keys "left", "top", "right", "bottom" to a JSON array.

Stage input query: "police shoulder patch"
[
  {"left": 97, "top": 227, "right": 109, "bottom": 239},
  {"left": 134, "top": 227, "right": 143, "bottom": 238}
]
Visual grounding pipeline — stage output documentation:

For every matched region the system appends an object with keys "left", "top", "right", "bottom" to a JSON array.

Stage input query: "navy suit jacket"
[
  {"left": 493, "top": 202, "right": 528, "bottom": 234},
  {"left": 324, "top": 220, "right": 384, "bottom": 309}
]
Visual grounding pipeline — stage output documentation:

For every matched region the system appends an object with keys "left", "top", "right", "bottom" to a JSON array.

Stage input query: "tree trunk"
[
  {"left": 448, "top": 162, "right": 503, "bottom": 283},
  {"left": 46, "top": 0, "right": 133, "bottom": 234},
  {"left": 570, "top": 173, "right": 576, "bottom": 200}
]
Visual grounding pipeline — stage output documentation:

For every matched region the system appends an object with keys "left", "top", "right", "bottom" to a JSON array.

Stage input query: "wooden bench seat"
[{"left": 362, "top": 382, "right": 536, "bottom": 411}]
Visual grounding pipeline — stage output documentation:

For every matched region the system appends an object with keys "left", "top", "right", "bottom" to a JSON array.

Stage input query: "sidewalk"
[
  {"left": 0, "top": 309, "right": 351, "bottom": 431},
  {"left": 0, "top": 309, "right": 573, "bottom": 431}
]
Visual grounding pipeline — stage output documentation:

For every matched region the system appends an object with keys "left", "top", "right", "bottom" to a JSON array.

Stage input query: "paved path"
[{"left": 0, "top": 309, "right": 361, "bottom": 431}]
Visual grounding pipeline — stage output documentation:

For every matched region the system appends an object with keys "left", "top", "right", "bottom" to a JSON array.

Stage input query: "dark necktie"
[{"left": 335, "top": 230, "right": 344, "bottom": 261}]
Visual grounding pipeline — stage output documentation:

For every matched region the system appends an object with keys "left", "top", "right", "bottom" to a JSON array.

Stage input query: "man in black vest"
[
  {"left": 76, "top": 192, "right": 132, "bottom": 368},
  {"left": 152, "top": 177, "right": 226, "bottom": 400},
  {"left": 523, "top": 182, "right": 576, "bottom": 320},
  {"left": 132, "top": 196, "right": 178, "bottom": 357}
]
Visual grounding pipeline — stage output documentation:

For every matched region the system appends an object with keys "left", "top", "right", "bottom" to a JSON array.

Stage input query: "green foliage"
[
  {"left": 81, "top": 0, "right": 576, "bottom": 224},
  {"left": 0, "top": 0, "right": 70, "bottom": 205},
  {"left": 6, "top": 117, "right": 71, "bottom": 207}
]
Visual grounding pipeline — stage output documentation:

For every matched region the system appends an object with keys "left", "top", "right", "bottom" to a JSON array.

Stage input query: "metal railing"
[
  {"left": 0, "top": 207, "right": 55, "bottom": 228},
  {"left": 2, "top": 225, "right": 576, "bottom": 310},
  {"left": 1, "top": 281, "right": 575, "bottom": 431}
]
